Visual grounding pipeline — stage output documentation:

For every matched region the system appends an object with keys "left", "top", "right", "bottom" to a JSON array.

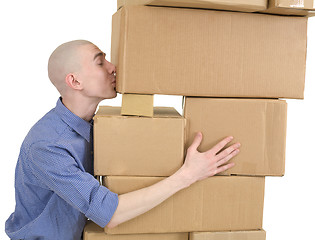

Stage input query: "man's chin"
[
  {"left": 103, "top": 90, "right": 117, "bottom": 100},
  {"left": 113, "top": 89, "right": 117, "bottom": 98}
]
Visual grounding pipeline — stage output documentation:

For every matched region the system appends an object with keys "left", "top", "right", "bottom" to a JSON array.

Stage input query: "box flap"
[
  {"left": 118, "top": 0, "right": 268, "bottom": 12},
  {"left": 95, "top": 106, "right": 182, "bottom": 119},
  {"left": 189, "top": 230, "right": 266, "bottom": 240}
]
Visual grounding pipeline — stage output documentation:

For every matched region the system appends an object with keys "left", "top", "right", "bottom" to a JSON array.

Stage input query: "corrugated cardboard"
[
  {"left": 262, "top": 0, "right": 315, "bottom": 16},
  {"left": 84, "top": 221, "right": 188, "bottom": 240},
  {"left": 189, "top": 230, "right": 266, "bottom": 240},
  {"left": 111, "top": 6, "right": 307, "bottom": 99},
  {"left": 104, "top": 176, "right": 265, "bottom": 234},
  {"left": 93, "top": 106, "right": 185, "bottom": 176},
  {"left": 121, "top": 93, "right": 154, "bottom": 117},
  {"left": 183, "top": 97, "right": 287, "bottom": 176},
  {"left": 117, "top": 0, "right": 268, "bottom": 12}
]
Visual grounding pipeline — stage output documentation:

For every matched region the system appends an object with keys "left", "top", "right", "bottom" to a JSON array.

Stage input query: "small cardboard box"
[
  {"left": 183, "top": 97, "right": 287, "bottom": 176},
  {"left": 117, "top": 0, "right": 268, "bottom": 12},
  {"left": 262, "top": 0, "right": 315, "bottom": 16},
  {"left": 111, "top": 6, "right": 307, "bottom": 99},
  {"left": 121, "top": 93, "right": 154, "bottom": 117},
  {"left": 104, "top": 176, "right": 265, "bottom": 234},
  {"left": 189, "top": 230, "right": 266, "bottom": 240},
  {"left": 93, "top": 106, "right": 185, "bottom": 176},
  {"left": 84, "top": 221, "right": 188, "bottom": 240}
]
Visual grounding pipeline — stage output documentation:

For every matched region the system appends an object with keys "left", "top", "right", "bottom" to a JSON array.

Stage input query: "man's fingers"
[
  {"left": 216, "top": 148, "right": 240, "bottom": 167},
  {"left": 207, "top": 136, "right": 234, "bottom": 155},
  {"left": 187, "top": 132, "right": 203, "bottom": 152},
  {"left": 215, "top": 142, "right": 241, "bottom": 161},
  {"left": 215, "top": 162, "right": 235, "bottom": 175}
]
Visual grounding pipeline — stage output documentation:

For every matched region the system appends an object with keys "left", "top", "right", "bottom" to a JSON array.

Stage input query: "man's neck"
[{"left": 61, "top": 95, "right": 100, "bottom": 122}]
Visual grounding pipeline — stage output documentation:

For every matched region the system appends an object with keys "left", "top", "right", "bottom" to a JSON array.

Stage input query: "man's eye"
[{"left": 98, "top": 62, "right": 103, "bottom": 66}]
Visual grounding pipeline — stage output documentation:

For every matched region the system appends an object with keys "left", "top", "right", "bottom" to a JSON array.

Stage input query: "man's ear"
[{"left": 65, "top": 73, "right": 82, "bottom": 90}]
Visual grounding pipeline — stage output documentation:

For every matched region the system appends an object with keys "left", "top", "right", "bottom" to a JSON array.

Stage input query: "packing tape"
[
  {"left": 289, "top": 0, "right": 315, "bottom": 8},
  {"left": 289, "top": 0, "right": 305, "bottom": 8}
]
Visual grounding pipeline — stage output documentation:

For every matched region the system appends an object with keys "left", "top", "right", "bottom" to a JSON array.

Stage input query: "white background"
[{"left": 0, "top": 1, "right": 314, "bottom": 239}]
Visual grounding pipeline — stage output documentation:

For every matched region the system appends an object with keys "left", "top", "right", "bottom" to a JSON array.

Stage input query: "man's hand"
[
  {"left": 106, "top": 132, "right": 240, "bottom": 229},
  {"left": 178, "top": 132, "right": 240, "bottom": 187}
]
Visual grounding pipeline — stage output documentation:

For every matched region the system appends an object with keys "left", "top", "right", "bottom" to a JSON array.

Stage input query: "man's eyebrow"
[{"left": 93, "top": 52, "right": 106, "bottom": 60}]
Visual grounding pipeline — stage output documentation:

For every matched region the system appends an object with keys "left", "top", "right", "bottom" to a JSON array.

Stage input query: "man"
[{"left": 5, "top": 40, "right": 240, "bottom": 240}]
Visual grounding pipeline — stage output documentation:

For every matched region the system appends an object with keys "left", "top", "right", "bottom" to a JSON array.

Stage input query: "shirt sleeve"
[{"left": 27, "top": 140, "right": 118, "bottom": 228}]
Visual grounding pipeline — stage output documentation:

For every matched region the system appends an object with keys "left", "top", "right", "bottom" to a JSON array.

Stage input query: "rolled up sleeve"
[
  {"left": 85, "top": 185, "right": 118, "bottom": 227},
  {"left": 28, "top": 141, "right": 119, "bottom": 227}
]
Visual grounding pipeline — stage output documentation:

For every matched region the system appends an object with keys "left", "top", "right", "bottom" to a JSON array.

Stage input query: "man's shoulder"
[{"left": 22, "top": 108, "right": 69, "bottom": 150}]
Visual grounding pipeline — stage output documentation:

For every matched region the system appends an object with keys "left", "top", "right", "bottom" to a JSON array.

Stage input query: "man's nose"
[{"left": 106, "top": 60, "right": 116, "bottom": 74}]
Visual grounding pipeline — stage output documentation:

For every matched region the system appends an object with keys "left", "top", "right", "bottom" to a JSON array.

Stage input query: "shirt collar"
[{"left": 54, "top": 97, "right": 92, "bottom": 142}]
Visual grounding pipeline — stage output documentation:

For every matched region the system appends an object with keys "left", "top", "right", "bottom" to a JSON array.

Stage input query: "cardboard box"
[
  {"left": 189, "top": 230, "right": 266, "bottom": 240},
  {"left": 262, "top": 0, "right": 315, "bottom": 16},
  {"left": 93, "top": 106, "right": 185, "bottom": 176},
  {"left": 104, "top": 176, "right": 265, "bottom": 234},
  {"left": 111, "top": 6, "right": 307, "bottom": 99},
  {"left": 121, "top": 93, "right": 154, "bottom": 117},
  {"left": 183, "top": 97, "right": 287, "bottom": 176},
  {"left": 117, "top": 0, "right": 268, "bottom": 12},
  {"left": 84, "top": 221, "right": 188, "bottom": 240}
]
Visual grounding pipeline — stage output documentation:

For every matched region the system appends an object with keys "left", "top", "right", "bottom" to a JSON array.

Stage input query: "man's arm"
[
  {"left": 106, "top": 132, "right": 240, "bottom": 228},
  {"left": 28, "top": 141, "right": 119, "bottom": 227}
]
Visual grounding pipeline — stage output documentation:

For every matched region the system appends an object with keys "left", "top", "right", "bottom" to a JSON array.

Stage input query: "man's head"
[{"left": 48, "top": 40, "right": 117, "bottom": 102}]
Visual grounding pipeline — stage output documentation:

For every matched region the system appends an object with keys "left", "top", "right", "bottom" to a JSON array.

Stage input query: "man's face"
[{"left": 77, "top": 44, "right": 117, "bottom": 100}]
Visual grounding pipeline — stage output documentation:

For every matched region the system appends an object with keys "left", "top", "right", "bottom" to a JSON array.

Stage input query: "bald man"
[{"left": 5, "top": 40, "right": 240, "bottom": 240}]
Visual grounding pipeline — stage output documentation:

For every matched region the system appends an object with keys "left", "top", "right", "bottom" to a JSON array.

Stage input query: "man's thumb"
[{"left": 189, "top": 132, "right": 202, "bottom": 152}]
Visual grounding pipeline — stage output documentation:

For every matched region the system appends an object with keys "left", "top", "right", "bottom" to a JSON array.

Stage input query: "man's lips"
[{"left": 111, "top": 72, "right": 116, "bottom": 84}]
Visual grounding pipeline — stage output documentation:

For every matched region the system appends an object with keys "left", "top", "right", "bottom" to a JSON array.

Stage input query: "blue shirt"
[{"left": 5, "top": 98, "right": 119, "bottom": 240}]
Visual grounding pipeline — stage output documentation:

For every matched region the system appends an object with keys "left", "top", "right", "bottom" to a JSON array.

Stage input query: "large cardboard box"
[
  {"left": 183, "top": 97, "right": 287, "bottom": 176},
  {"left": 93, "top": 106, "right": 185, "bottom": 176},
  {"left": 189, "top": 230, "right": 266, "bottom": 240},
  {"left": 103, "top": 176, "right": 265, "bottom": 234},
  {"left": 112, "top": 6, "right": 307, "bottom": 99},
  {"left": 117, "top": 0, "right": 268, "bottom": 12},
  {"left": 262, "top": 0, "right": 315, "bottom": 16},
  {"left": 84, "top": 221, "right": 188, "bottom": 240}
]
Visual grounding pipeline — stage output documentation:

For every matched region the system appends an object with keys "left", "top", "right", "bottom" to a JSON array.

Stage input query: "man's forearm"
[{"left": 106, "top": 167, "right": 192, "bottom": 228}]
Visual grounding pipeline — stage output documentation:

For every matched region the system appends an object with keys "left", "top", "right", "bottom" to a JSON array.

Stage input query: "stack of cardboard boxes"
[{"left": 84, "top": 0, "right": 313, "bottom": 239}]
